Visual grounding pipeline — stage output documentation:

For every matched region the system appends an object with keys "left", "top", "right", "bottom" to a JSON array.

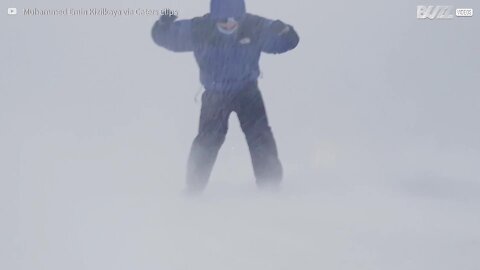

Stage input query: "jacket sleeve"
[
  {"left": 260, "top": 18, "right": 299, "bottom": 54},
  {"left": 151, "top": 19, "right": 194, "bottom": 52}
]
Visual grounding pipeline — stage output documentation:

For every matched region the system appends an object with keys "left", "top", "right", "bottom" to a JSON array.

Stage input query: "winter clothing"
[
  {"left": 151, "top": 1, "right": 298, "bottom": 190},
  {"left": 210, "top": 0, "right": 246, "bottom": 20},
  {"left": 186, "top": 82, "right": 283, "bottom": 190},
  {"left": 152, "top": 14, "right": 299, "bottom": 91},
  {"left": 159, "top": 9, "right": 177, "bottom": 24}
]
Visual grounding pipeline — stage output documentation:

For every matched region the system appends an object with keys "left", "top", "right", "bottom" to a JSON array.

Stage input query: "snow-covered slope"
[{"left": 1, "top": 0, "right": 479, "bottom": 269}]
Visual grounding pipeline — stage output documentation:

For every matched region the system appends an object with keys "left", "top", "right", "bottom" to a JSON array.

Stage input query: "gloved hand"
[
  {"left": 269, "top": 20, "right": 290, "bottom": 36},
  {"left": 160, "top": 9, "right": 178, "bottom": 24}
]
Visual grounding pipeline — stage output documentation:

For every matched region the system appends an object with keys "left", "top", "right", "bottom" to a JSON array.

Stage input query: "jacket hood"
[{"left": 210, "top": 0, "right": 246, "bottom": 20}]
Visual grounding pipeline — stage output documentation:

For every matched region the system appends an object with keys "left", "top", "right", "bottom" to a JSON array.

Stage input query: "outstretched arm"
[
  {"left": 151, "top": 14, "right": 194, "bottom": 52},
  {"left": 260, "top": 19, "right": 299, "bottom": 54}
]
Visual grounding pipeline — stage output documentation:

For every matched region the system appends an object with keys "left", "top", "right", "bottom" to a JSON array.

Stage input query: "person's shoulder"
[
  {"left": 190, "top": 14, "right": 215, "bottom": 38},
  {"left": 192, "top": 14, "right": 212, "bottom": 24},
  {"left": 244, "top": 13, "right": 271, "bottom": 23},
  {"left": 241, "top": 13, "right": 271, "bottom": 31},
  {"left": 244, "top": 13, "right": 265, "bottom": 22}
]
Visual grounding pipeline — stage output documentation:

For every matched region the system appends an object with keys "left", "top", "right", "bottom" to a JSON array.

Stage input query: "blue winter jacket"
[{"left": 152, "top": 13, "right": 299, "bottom": 91}]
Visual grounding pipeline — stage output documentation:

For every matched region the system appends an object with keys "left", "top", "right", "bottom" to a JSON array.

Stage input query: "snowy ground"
[
  {"left": 2, "top": 0, "right": 479, "bottom": 269},
  {"left": 3, "top": 177, "right": 480, "bottom": 270}
]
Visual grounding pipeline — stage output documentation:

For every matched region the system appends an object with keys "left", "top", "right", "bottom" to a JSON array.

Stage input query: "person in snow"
[{"left": 152, "top": 0, "right": 299, "bottom": 192}]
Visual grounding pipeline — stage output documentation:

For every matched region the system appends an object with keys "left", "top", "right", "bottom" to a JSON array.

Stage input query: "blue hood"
[{"left": 210, "top": 0, "right": 246, "bottom": 20}]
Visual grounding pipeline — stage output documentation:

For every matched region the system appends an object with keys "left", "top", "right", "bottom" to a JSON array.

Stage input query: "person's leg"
[
  {"left": 186, "top": 91, "right": 231, "bottom": 192},
  {"left": 234, "top": 84, "right": 283, "bottom": 187}
]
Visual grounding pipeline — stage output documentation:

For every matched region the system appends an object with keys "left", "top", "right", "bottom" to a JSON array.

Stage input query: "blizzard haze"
[{"left": 1, "top": 0, "right": 479, "bottom": 269}]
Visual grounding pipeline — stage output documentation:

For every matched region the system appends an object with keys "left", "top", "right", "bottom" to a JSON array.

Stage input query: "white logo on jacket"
[{"left": 239, "top": 37, "right": 251, "bottom": 45}]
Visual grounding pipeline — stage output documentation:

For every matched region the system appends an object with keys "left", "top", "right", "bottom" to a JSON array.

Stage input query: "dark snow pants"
[{"left": 186, "top": 81, "right": 283, "bottom": 190}]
